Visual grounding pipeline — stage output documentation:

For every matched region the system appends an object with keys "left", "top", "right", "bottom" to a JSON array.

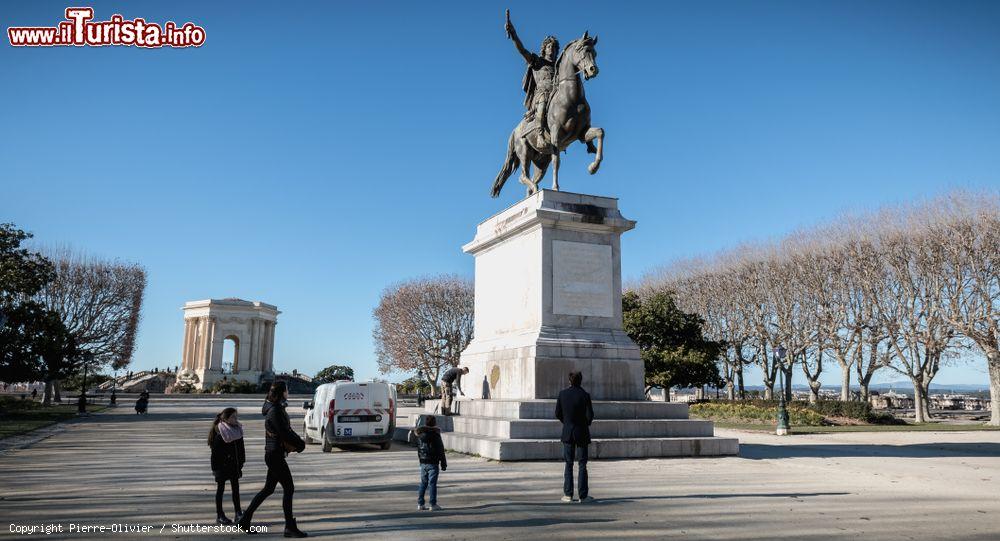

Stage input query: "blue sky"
[{"left": 2, "top": 1, "right": 998, "bottom": 387}]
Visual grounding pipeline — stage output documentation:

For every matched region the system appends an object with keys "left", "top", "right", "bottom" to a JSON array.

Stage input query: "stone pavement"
[{"left": 2, "top": 396, "right": 998, "bottom": 540}]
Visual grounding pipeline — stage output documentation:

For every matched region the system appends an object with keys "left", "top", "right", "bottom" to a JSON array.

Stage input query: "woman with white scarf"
[{"left": 208, "top": 407, "right": 245, "bottom": 525}]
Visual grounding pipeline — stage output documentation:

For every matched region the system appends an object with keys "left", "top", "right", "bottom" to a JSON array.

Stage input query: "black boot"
[
  {"left": 216, "top": 515, "right": 233, "bottom": 525},
  {"left": 284, "top": 518, "right": 308, "bottom": 538},
  {"left": 237, "top": 512, "right": 254, "bottom": 535}
]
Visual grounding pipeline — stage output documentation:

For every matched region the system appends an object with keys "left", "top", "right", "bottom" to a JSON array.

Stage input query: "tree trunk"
[
  {"left": 43, "top": 379, "right": 54, "bottom": 406},
  {"left": 726, "top": 381, "right": 735, "bottom": 401},
  {"left": 808, "top": 383, "right": 820, "bottom": 403},
  {"left": 920, "top": 380, "right": 933, "bottom": 421},
  {"left": 912, "top": 381, "right": 925, "bottom": 424},
  {"left": 859, "top": 374, "right": 873, "bottom": 403},
  {"left": 763, "top": 384, "right": 773, "bottom": 400},
  {"left": 988, "top": 353, "right": 1000, "bottom": 427},
  {"left": 840, "top": 364, "right": 851, "bottom": 401},
  {"left": 737, "top": 368, "right": 745, "bottom": 400},
  {"left": 53, "top": 380, "right": 62, "bottom": 402}
]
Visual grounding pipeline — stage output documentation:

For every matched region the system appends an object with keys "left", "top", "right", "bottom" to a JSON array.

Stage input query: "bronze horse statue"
[{"left": 492, "top": 32, "right": 604, "bottom": 197}]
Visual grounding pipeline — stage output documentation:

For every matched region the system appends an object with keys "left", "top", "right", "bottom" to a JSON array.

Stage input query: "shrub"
[
  {"left": 210, "top": 379, "right": 260, "bottom": 394},
  {"left": 61, "top": 373, "right": 112, "bottom": 392},
  {"left": 689, "top": 402, "right": 826, "bottom": 426},
  {"left": 0, "top": 395, "right": 44, "bottom": 413},
  {"left": 712, "top": 399, "right": 875, "bottom": 422}
]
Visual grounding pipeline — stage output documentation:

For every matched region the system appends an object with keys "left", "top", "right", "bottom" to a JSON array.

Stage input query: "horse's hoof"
[{"left": 588, "top": 163, "right": 600, "bottom": 175}]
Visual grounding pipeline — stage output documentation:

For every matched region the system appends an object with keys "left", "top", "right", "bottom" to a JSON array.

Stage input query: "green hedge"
[
  {"left": 209, "top": 380, "right": 260, "bottom": 394},
  {"left": 689, "top": 402, "right": 826, "bottom": 426},
  {"left": 716, "top": 399, "right": 875, "bottom": 422}
]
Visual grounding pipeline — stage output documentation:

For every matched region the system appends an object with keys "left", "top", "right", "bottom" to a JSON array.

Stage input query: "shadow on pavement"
[
  {"left": 305, "top": 516, "right": 616, "bottom": 536},
  {"left": 740, "top": 442, "right": 1000, "bottom": 459}
]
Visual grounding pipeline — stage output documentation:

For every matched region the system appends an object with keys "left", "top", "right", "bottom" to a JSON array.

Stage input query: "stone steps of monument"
[
  {"left": 450, "top": 415, "right": 714, "bottom": 440},
  {"left": 440, "top": 399, "right": 691, "bottom": 420},
  {"left": 436, "top": 431, "right": 739, "bottom": 461}
]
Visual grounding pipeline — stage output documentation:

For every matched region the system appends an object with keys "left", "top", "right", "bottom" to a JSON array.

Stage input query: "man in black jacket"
[
  {"left": 413, "top": 415, "right": 447, "bottom": 511},
  {"left": 555, "top": 371, "right": 595, "bottom": 503}
]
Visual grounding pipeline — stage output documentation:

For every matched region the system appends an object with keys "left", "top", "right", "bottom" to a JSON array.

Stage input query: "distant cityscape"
[{"left": 667, "top": 383, "right": 992, "bottom": 412}]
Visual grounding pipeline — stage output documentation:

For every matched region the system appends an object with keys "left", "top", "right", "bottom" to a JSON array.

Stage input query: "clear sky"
[{"left": 2, "top": 1, "right": 998, "bottom": 388}]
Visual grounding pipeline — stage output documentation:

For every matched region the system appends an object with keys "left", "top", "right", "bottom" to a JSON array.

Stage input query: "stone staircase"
[{"left": 395, "top": 398, "right": 738, "bottom": 461}]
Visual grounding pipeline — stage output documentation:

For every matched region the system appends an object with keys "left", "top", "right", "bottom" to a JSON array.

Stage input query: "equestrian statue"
[{"left": 492, "top": 10, "right": 604, "bottom": 198}]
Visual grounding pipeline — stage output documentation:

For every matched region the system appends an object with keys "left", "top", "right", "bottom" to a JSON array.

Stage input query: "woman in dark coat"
[
  {"left": 208, "top": 407, "right": 245, "bottom": 524},
  {"left": 238, "top": 381, "right": 307, "bottom": 538}
]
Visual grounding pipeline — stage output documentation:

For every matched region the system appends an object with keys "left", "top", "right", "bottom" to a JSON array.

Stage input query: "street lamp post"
[
  {"left": 110, "top": 369, "right": 118, "bottom": 406},
  {"left": 774, "top": 346, "right": 790, "bottom": 436},
  {"left": 78, "top": 352, "right": 94, "bottom": 414}
]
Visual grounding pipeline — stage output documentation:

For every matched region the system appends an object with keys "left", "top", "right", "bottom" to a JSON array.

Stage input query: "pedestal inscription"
[{"left": 552, "top": 240, "right": 613, "bottom": 317}]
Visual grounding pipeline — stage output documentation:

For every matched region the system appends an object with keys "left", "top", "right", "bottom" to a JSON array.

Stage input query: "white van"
[{"left": 302, "top": 380, "right": 396, "bottom": 452}]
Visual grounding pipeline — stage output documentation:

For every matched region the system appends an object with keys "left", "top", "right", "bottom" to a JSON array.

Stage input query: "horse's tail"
[{"left": 491, "top": 131, "right": 519, "bottom": 198}]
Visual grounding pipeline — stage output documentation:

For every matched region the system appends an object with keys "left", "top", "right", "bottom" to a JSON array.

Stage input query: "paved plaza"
[{"left": 2, "top": 396, "right": 999, "bottom": 540}]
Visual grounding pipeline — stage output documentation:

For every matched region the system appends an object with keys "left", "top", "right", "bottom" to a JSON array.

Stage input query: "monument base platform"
[{"left": 394, "top": 398, "right": 739, "bottom": 461}]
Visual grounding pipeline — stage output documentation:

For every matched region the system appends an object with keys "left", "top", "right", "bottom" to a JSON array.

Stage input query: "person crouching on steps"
[
  {"left": 414, "top": 415, "right": 447, "bottom": 511},
  {"left": 208, "top": 407, "right": 245, "bottom": 525},
  {"left": 238, "top": 381, "right": 308, "bottom": 538}
]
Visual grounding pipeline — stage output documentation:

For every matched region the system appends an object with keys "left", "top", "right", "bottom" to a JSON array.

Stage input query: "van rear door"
[{"left": 334, "top": 383, "right": 371, "bottom": 438}]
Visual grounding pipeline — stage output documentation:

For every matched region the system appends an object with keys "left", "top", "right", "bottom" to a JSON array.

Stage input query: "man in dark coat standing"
[{"left": 555, "top": 371, "right": 595, "bottom": 502}]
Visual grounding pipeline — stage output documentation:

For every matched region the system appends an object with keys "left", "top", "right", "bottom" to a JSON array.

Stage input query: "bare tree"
[
  {"left": 372, "top": 275, "right": 474, "bottom": 392},
  {"left": 36, "top": 249, "right": 146, "bottom": 404},
  {"left": 935, "top": 192, "right": 1000, "bottom": 425},
  {"left": 876, "top": 211, "right": 956, "bottom": 422}
]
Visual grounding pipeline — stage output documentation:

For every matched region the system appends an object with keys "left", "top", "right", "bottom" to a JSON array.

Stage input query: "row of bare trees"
[{"left": 641, "top": 191, "right": 999, "bottom": 425}]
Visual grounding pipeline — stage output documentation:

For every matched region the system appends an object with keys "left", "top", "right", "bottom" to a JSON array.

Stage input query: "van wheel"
[
  {"left": 379, "top": 442, "right": 391, "bottom": 450},
  {"left": 303, "top": 424, "right": 314, "bottom": 445},
  {"left": 322, "top": 439, "right": 333, "bottom": 453}
]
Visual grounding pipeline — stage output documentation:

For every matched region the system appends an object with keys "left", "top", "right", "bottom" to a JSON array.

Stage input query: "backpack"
[{"left": 416, "top": 431, "right": 440, "bottom": 463}]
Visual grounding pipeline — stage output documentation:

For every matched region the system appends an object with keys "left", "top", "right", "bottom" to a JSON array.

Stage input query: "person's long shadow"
[{"left": 740, "top": 442, "right": 1000, "bottom": 460}]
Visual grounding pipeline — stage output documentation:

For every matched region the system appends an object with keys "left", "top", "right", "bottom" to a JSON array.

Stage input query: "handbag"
[{"left": 266, "top": 430, "right": 298, "bottom": 454}]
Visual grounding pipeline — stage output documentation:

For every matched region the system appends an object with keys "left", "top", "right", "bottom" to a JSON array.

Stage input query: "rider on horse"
[{"left": 505, "top": 13, "right": 559, "bottom": 147}]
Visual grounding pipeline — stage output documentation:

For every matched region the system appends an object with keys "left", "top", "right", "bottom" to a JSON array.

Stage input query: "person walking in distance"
[
  {"left": 555, "top": 371, "right": 595, "bottom": 503},
  {"left": 238, "top": 382, "right": 308, "bottom": 538},
  {"left": 208, "top": 407, "right": 245, "bottom": 525},
  {"left": 439, "top": 366, "right": 468, "bottom": 416}
]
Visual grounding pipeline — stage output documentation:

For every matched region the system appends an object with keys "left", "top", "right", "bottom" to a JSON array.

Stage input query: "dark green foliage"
[
  {"left": 709, "top": 399, "right": 900, "bottom": 423},
  {"left": 314, "top": 364, "right": 355, "bottom": 384},
  {"left": 690, "top": 402, "right": 826, "bottom": 426},
  {"left": 210, "top": 379, "right": 260, "bottom": 394},
  {"left": 397, "top": 375, "right": 433, "bottom": 394},
  {"left": 0, "top": 225, "right": 77, "bottom": 384},
  {"left": 622, "top": 290, "right": 724, "bottom": 391}
]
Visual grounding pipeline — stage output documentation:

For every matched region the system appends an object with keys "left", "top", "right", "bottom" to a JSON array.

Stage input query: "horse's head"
[{"left": 561, "top": 31, "right": 599, "bottom": 80}]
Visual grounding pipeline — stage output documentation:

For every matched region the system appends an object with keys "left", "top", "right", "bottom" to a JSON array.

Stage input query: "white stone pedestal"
[
  {"left": 459, "top": 190, "right": 644, "bottom": 400},
  {"left": 405, "top": 190, "right": 740, "bottom": 460}
]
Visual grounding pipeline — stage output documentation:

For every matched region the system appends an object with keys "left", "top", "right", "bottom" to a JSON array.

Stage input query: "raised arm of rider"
[{"left": 506, "top": 21, "right": 534, "bottom": 64}]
